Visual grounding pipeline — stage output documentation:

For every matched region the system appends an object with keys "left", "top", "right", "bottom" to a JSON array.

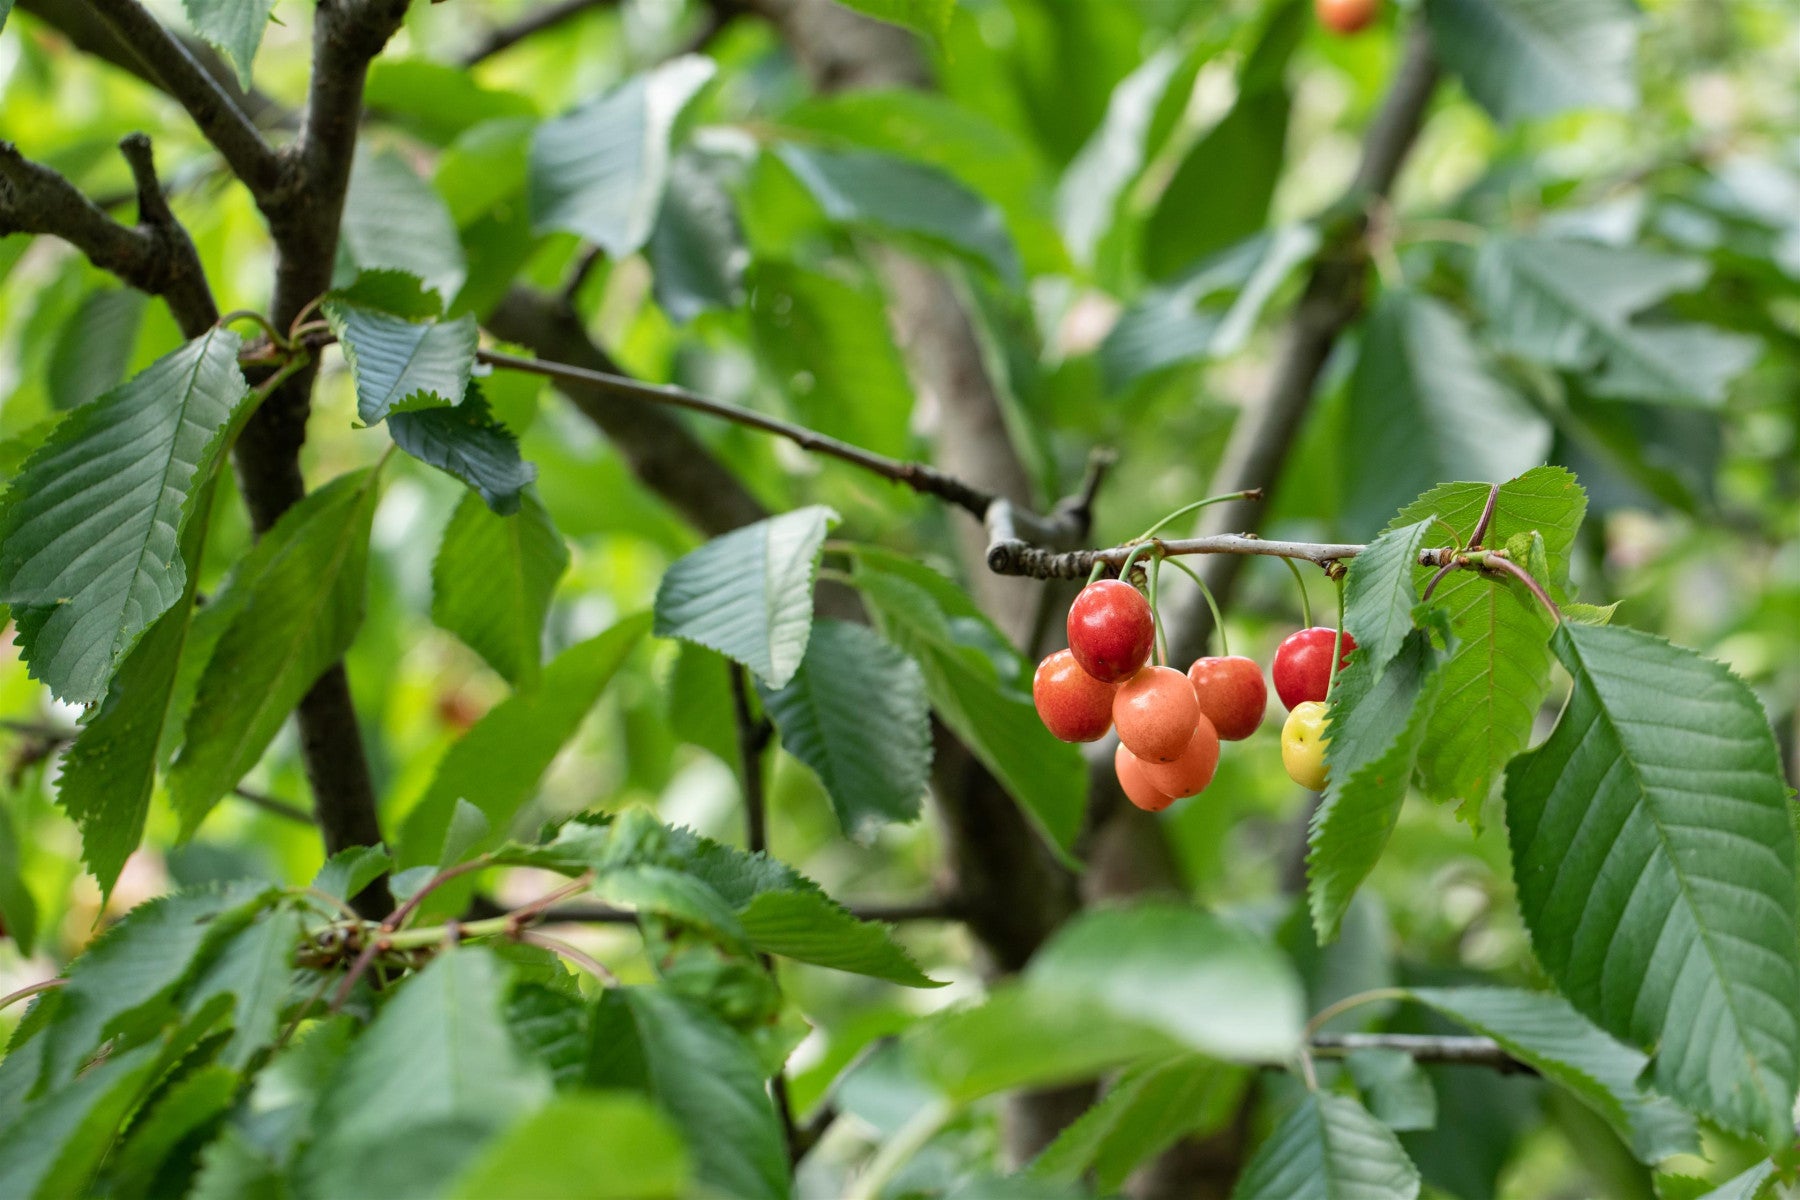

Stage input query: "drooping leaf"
[
  {"left": 182, "top": 905, "right": 303, "bottom": 1070},
  {"left": 775, "top": 143, "right": 1023, "bottom": 285},
  {"left": 1344, "top": 1050, "right": 1437, "bottom": 1133},
  {"left": 758, "top": 619, "right": 931, "bottom": 837},
  {"left": 601, "top": 987, "right": 791, "bottom": 1200},
  {"left": 648, "top": 149, "right": 747, "bottom": 322},
  {"left": 181, "top": 0, "right": 277, "bottom": 89},
  {"left": 1309, "top": 630, "right": 1446, "bottom": 941},
  {"left": 1343, "top": 292, "right": 1552, "bottom": 531},
  {"left": 529, "top": 56, "right": 717, "bottom": 256},
  {"left": 1026, "top": 902, "right": 1304, "bottom": 1062},
  {"left": 1057, "top": 45, "right": 1187, "bottom": 270},
  {"left": 337, "top": 148, "right": 468, "bottom": 303},
  {"left": 0, "top": 801, "right": 38, "bottom": 956},
  {"left": 1395, "top": 467, "right": 1587, "bottom": 812},
  {"left": 301, "top": 948, "right": 551, "bottom": 1199},
  {"left": 739, "top": 890, "right": 940, "bottom": 988},
  {"left": 46, "top": 287, "right": 147, "bottom": 411},
  {"left": 851, "top": 556, "right": 1087, "bottom": 856},
  {"left": 1230, "top": 1091, "right": 1421, "bottom": 1200},
  {"left": 0, "top": 328, "right": 247, "bottom": 704},
  {"left": 1475, "top": 236, "right": 1759, "bottom": 406},
  {"left": 106, "top": 1063, "right": 239, "bottom": 1200},
  {"left": 653, "top": 506, "right": 837, "bottom": 690},
  {"left": 397, "top": 614, "right": 650, "bottom": 867},
  {"left": 746, "top": 262, "right": 914, "bottom": 458},
  {"left": 0, "top": 1042, "right": 164, "bottom": 1200},
  {"left": 1342, "top": 518, "right": 1433, "bottom": 672},
  {"left": 388, "top": 382, "right": 536, "bottom": 514},
  {"left": 167, "top": 469, "right": 382, "bottom": 835},
  {"left": 323, "top": 301, "right": 478, "bottom": 424},
  {"left": 831, "top": 0, "right": 956, "bottom": 46},
  {"left": 1032, "top": 1055, "right": 1248, "bottom": 1192},
  {"left": 1505, "top": 622, "right": 1800, "bottom": 1141},
  {"left": 431, "top": 489, "right": 567, "bottom": 687},
  {"left": 1410, "top": 986, "right": 1698, "bottom": 1163},
  {"left": 1424, "top": 0, "right": 1639, "bottom": 124},
  {"left": 446, "top": 1093, "right": 690, "bottom": 1200}
]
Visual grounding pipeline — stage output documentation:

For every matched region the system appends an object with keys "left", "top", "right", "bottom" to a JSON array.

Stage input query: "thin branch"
[
  {"left": 82, "top": 0, "right": 285, "bottom": 200},
  {"left": 545, "top": 898, "right": 961, "bottom": 924},
  {"left": 230, "top": 787, "right": 314, "bottom": 825},
  {"left": 1309, "top": 1033, "right": 1536, "bottom": 1075},
  {"left": 459, "top": 0, "right": 618, "bottom": 67},
  {"left": 730, "top": 664, "right": 775, "bottom": 855}
]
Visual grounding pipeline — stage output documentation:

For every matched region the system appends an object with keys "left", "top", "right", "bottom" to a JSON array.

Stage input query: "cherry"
[
  {"left": 1113, "top": 665, "right": 1201, "bottom": 763},
  {"left": 1281, "top": 700, "right": 1331, "bottom": 791},
  {"left": 1142, "top": 713, "right": 1221, "bottom": 798},
  {"left": 1187, "top": 656, "right": 1267, "bottom": 741},
  {"left": 1315, "top": 0, "right": 1378, "bottom": 35},
  {"left": 1066, "top": 580, "right": 1156, "bottom": 684},
  {"left": 1032, "top": 649, "right": 1117, "bottom": 743},
  {"left": 1272, "top": 628, "right": 1357, "bottom": 711},
  {"left": 1116, "top": 743, "right": 1176, "bottom": 813}
]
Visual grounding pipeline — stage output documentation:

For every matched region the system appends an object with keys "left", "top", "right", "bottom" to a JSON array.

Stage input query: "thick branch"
[
  {"left": 83, "top": 0, "right": 285, "bottom": 199},
  {"left": 459, "top": 0, "right": 618, "bottom": 66}
]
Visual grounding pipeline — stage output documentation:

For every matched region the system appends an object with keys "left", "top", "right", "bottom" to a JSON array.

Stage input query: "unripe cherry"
[
  {"left": 1032, "top": 649, "right": 1116, "bottom": 743},
  {"left": 1113, "top": 665, "right": 1201, "bottom": 763},
  {"left": 1115, "top": 743, "right": 1176, "bottom": 813},
  {"left": 1187, "top": 655, "right": 1268, "bottom": 741},
  {"left": 1142, "top": 713, "right": 1221, "bottom": 798},
  {"left": 1066, "top": 580, "right": 1156, "bottom": 683},
  {"left": 1282, "top": 700, "right": 1331, "bottom": 791}
]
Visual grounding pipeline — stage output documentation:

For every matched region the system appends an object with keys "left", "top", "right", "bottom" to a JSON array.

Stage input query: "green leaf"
[
  {"left": 1505, "top": 622, "right": 1800, "bottom": 1141},
  {"left": 327, "top": 268, "right": 444, "bottom": 320},
  {"left": 597, "top": 866, "right": 751, "bottom": 952},
  {"left": 1309, "top": 630, "right": 1446, "bottom": 941},
  {"left": 648, "top": 149, "right": 747, "bottom": 322},
  {"left": 0, "top": 328, "right": 247, "bottom": 704},
  {"left": 1057, "top": 45, "right": 1187, "bottom": 270},
  {"left": 852, "top": 558, "right": 1086, "bottom": 855},
  {"left": 1230, "top": 1091, "right": 1421, "bottom": 1200},
  {"left": 1026, "top": 901, "right": 1305, "bottom": 1062},
  {"left": 431, "top": 489, "right": 567, "bottom": 687},
  {"left": 1343, "top": 518, "right": 1433, "bottom": 672},
  {"left": 1424, "top": 0, "right": 1639, "bottom": 124},
  {"left": 830, "top": 0, "right": 956, "bottom": 45},
  {"left": 1032, "top": 1055, "right": 1248, "bottom": 1191},
  {"left": 1396, "top": 467, "right": 1588, "bottom": 811},
  {"left": 323, "top": 302, "right": 478, "bottom": 424},
  {"left": 181, "top": 0, "right": 275, "bottom": 89},
  {"left": 1475, "top": 236, "right": 1759, "bottom": 406},
  {"left": 1344, "top": 1049, "right": 1437, "bottom": 1133},
  {"left": 302, "top": 948, "right": 550, "bottom": 1197},
  {"left": 759, "top": 619, "right": 931, "bottom": 837},
  {"left": 1343, "top": 292, "right": 1552, "bottom": 531},
  {"left": 40, "top": 883, "right": 271, "bottom": 1089},
  {"left": 0, "top": 800, "right": 37, "bottom": 955},
  {"left": 1409, "top": 986, "right": 1698, "bottom": 1163},
  {"left": 529, "top": 56, "right": 717, "bottom": 256},
  {"left": 507, "top": 984, "right": 588, "bottom": 1086},
  {"left": 747, "top": 261, "right": 914, "bottom": 458},
  {"left": 775, "top": 143, "right": 1023, "bottom": 285},
  {"left": 107, "top": 1063, "right": 239, "bottom": 1200},
  {"left": 438, "top": 799, "right": 491, "bottom": 869},
  {"left": 654, "top": 506, "right": 837, "bottom": 690},
  {"left": 337, "top": 148, "right": 467, "bottom": 303},
  {"left": 168, "top": 468, "right": 382, "bottom": 835},
  {"left": 606, "top": 987, "right": 791, "bottom": 1200},
  {"left": 46, "top": 287, "right": 147, "bottom": 411},
  {"left": 739, "top": 890, "right": 940, "bottom": 987},
  {"left": 363, "top": 59, "right": 538, "bottom": 147},
  {"left": 398, "top": 614, "right": 650, "bottom": 867},
  {"left": 447, "top": 1093, "right": 689, "bottom": 1199},
  {"left": 312, "top": 845, "right": 393, "bottom": 903},
  {"left": 389, "top": 381, "right": 536, "bottom": 515},
  {"left": 182, "top": 906, "right": 302, "bottom": 1070},
  {"left": 0, "top": 1041, "right": 164, "bottom": 1200},
  {"left": 666, "top": 643, "right": 738, "bottom": 765},
  {"left": 1696, "top": 1162, "right": 1777, "bottom": 1200}
]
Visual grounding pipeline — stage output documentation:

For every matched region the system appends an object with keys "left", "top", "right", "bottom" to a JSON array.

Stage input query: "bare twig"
[
  {"left": 1309, "top": 1033, "right": 1536, "bottom": 1075},
  {"left": 517, "top": 929, "right": 619, "bottom": 985},
  {"left": 230, "top": 787, "right": 314, "bottom": 826}
]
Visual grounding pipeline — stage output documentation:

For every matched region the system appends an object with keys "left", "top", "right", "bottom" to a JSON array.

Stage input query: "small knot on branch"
[{"left": 117, "top": 133, "right": 175, "bottom": 229}]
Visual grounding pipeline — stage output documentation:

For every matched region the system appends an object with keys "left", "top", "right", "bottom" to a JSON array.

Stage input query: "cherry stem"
[
  {"left": 1132, "top": 488, "right": 1264, "bottom": 543},
  {"left": 1086, "top": 559, "right": 1109, "bottom": 585},
  {"left": 1148, "top": 555, "right": 1169, "bottom": 666},
  {"left": 1118, "top": 541, "right": 1155, "bottom": 587},
  {"left": 218, "top": 308, "right": 290, "bottom": 351},
  {"left": 381, "top": 856, "right": 492, "bottom": 932},
  {"left": 1326, "top": 575, "right": 1347, "bottom": 701},
  {"left": 1281, "top": 556, "right": 1313, "bottom": 629},
  {"left": 1161, "top": 556, "right": 1230, "bottom": 657},
  {"left": 1303, "top": 986, "right": 1411, "bottom": 1041}
]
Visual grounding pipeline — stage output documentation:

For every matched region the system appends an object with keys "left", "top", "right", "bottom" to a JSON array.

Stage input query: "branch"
[
  {"left": 83, "top": 0, "right": 285, "bottom": 200},
  {"left": 1309, "top": 1033, "right": 1537, "bottom": 1075},
  {"left": 459, "top": 0, "right": 618, "bottom": 66},
  {"left": 543, "top": 898, "right": 961, "bottom": 924},
  {"left": 729, "top": 664, "right": 775, "bottom": 855}
]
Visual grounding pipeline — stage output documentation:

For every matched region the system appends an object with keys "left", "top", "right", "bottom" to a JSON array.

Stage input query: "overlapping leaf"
[
  {"left": 389, "top": 382, "right": 536, "bottom": 515},
  {"left": 1424, "top": 0, "right": 1638, "bottom": 124},
  {"left": 0, "top": 328, "right": 247, "bottom": 704},
  {"left": 324, "top": 301, "right": 478, "bottom": 424},
  {"left": 1230, "top": 1092, "right": 1420, "bottom": 1200},
  {"left": 337, "top": 148, "right": 468, "bottom": 302},
  {"left": 1505, "top": 623, "right": 1800, "bottom": 1140},
  {"left": 431, "top": 489, "right": 567, "bottom": 687},
  {"left": 1032, "top": 1056, "right": 1247, "bottom": 1191},
  {"left": 182, "top": 0, "right": 277, "bottom": 90}
]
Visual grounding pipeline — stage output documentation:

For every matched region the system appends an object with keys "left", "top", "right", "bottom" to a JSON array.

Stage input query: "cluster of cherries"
[{"left": 1032, "top": 579, "right": 1356, "bottom": 812}]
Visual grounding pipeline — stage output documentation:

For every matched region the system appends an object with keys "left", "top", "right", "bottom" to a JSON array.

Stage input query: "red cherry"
[
  {"left": 1315, "top": 0, "right": 1378, "bottom": 35},
  {"left": 1142, "top": 714, "right": 1221, "bottom": 798},
  {"left": 1116, "top": 743, "right": 1176, "bottom": 813},
  {"left": 1032, "top": 649, "right": 1117, "bottom": 743},
  {"left": 1066, "top": 580, "right": 1155, "bottom": 684},
  {"left": 1187, "top": 656, "right": 1268, "bottom": 741},
  {"left": 1113, "top": 665, "right": 1201, "bottom": 763},
  {"left": 1272, "top": 628, "right": 1358, "bottom": 710}
]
